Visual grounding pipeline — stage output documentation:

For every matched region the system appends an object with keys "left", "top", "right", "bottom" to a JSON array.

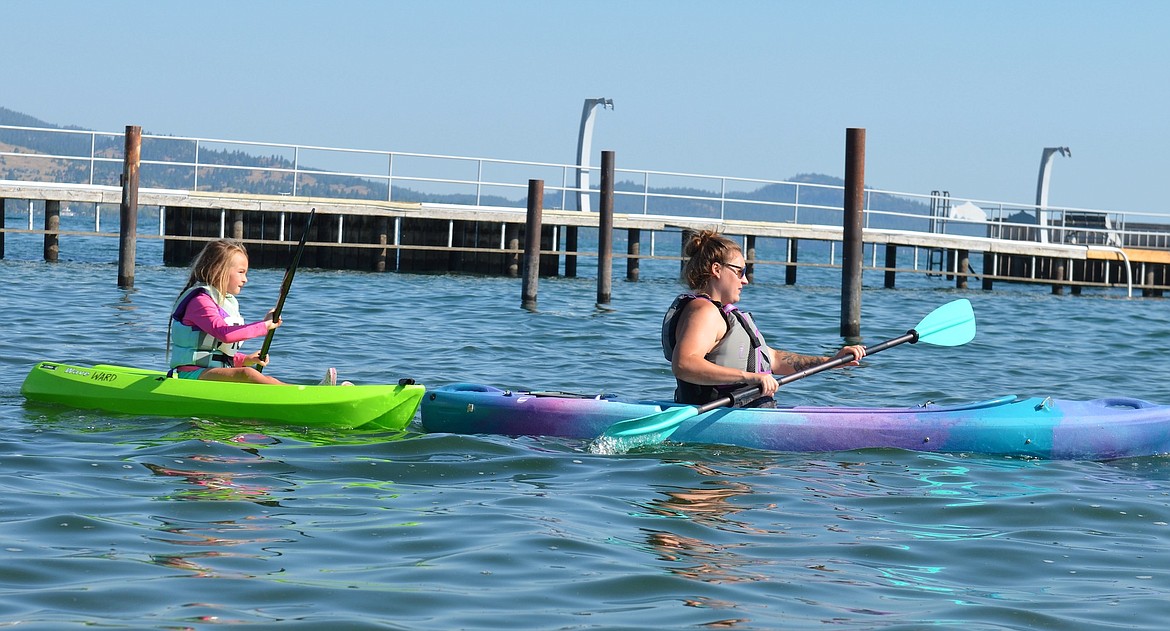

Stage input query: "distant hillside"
[{"left": 0, "top": 106, "right": 934, "bottom": 230}]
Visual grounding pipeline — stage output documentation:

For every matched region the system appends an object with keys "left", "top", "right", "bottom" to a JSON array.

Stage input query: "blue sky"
[{"left": 5, "top": 1, "right": 1169, "bottom": 216}]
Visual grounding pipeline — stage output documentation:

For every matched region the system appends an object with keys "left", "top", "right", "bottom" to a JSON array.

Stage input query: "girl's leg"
[{"left": 199, "top": 367, "right": 284, "bottom": 385}]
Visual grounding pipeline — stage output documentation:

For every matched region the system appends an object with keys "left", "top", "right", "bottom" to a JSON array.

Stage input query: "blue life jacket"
[{"left": 169, "top": 284, "right": 244, "bottom": 369}]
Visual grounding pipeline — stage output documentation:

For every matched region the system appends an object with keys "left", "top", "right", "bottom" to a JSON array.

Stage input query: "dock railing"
[{"left": 1, "top": 124, "right": 1168, "bottom": 252}]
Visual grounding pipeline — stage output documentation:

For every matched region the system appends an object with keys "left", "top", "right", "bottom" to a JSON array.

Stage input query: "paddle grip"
[{"left": 695, "top": 385, "right": 762, "bottom": 415}]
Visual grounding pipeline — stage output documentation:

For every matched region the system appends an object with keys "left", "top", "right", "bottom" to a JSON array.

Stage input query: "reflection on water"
[
  {"left": 147, "top": 514, "right": 291, "bottom": 580},
  {"left": 139, "top": 444, "right": 295, "bottom": 581},
  {"left": 142, "top": 454, "right": 282, "bottom": 505},
  {"left": 628, "top": 459, "right": 771, "bottom": 593}
]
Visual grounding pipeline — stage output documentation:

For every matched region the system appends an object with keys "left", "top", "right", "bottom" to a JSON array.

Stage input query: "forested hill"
[{"left": 0, "top": 106, "right": 932, "bottom": 228}]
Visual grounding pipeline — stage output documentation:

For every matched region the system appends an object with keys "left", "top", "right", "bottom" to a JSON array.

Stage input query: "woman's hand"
[
  {"left": 833, "top": 345, "right": 866, "bottom": 366},
  {"left": 748, "top": 371, "right": 779, "bottom": 397}
]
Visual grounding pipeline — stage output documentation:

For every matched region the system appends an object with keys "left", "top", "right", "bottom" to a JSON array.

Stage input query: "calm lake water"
[{"left": 2, "top": 232, "right": 1170, "bottom": 629}]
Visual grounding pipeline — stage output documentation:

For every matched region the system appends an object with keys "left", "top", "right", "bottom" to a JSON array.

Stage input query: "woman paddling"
[
  {"left": 167, "top": 239, "right": 346, "bottom": 385},
  {"left": 662, "top": 230, "right": 865, "bottom": 407}
]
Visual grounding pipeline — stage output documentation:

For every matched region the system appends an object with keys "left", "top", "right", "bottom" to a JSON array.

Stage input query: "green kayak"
[{"left": 21, "top": 361, "right": 426, "bottom": 430}]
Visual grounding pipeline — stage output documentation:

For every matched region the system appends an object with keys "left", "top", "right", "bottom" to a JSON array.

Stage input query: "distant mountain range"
[{"left": 0, "top": 106, "right": 937, "bottom": 231}]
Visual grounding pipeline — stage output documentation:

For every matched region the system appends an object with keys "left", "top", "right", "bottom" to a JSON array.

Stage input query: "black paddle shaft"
[
  {"left": 702, "top": 329, "right": 920, "bottom": 412},
  {"left": 776, "top": 329, "right": 917, "bottom": 387},
  {"left": 256, "top": 208, "right": 316, "bottom": 371}
]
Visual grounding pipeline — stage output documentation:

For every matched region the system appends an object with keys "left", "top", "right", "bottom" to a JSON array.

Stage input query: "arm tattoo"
[{"left": 774, "top": 351, "right": 827, "bottom": 373}]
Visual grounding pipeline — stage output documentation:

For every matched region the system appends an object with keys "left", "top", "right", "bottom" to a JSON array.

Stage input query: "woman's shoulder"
[{"left": 678, "top": 295, "right": 725, "bottom": 322}]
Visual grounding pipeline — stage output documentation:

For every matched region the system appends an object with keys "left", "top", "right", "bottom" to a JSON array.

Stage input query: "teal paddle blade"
[
  {"left": 914, "top": 298, "right": 976, "bottom": 347},
  {"left": 602, "top": 405, "right": 699, "bottom": 439}
]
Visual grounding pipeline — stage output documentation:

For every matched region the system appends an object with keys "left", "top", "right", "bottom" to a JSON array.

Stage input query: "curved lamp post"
[
  {"left": 575, "top": 98, "right": 613, "bottom": 212},
  {"left": 1035, "top": 146, "right": 1071, "bottom": 243}
]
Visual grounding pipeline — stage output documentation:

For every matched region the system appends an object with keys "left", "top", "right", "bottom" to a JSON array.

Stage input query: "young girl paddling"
[{"left": 167, "top": 239, "right": 346, "bottom": 385}]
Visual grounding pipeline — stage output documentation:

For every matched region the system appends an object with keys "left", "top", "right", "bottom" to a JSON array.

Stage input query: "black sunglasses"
[{"left": 723, "top": 262, "right": 746, "bottom": 279}]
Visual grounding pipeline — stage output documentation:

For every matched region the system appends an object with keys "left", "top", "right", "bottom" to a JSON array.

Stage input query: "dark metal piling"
[
  {"left": 564, "top": 226, "right": 578, "bottom": 278},
  {"left": 840, "top": 128, "right": 865, "bottom": 339},
  {"left": 785, "top": 239, "right": 799, "bottom": 285},
  {"left": 118, "top": 125, "right": 141, "bottom": 288},
  {"left": 1145, "top": 269, "right": 1163, "bottom": 297},
  {"left": 884, "top": 244, "right": 897, "bottom": 288},
  {"left": 521, "top": 179, "right": 543, "bottom": 309},
  {"left": 597, "top": 151, "right": 615, "bottom": 305}
]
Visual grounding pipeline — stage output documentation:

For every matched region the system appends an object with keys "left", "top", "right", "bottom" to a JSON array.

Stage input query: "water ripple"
[{"left": 4, "top": 253, "right": 1170, "bottom": 628}]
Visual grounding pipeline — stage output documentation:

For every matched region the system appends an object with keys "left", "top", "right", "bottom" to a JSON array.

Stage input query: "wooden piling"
[
  {"left": 505, "top": 224, "right": 520, "bottom": 277},
  {"left": 1053, "top": 262, "right": 1066, "bottom": 295},
  {"left": 118, "top": 125, "right": 141, "bottom": 288},
  {"left": 626, "top": 228, "right": 641, "bottom": 282},
  {"left": 884, "top": 244, "right": 897, "bottom": 288},
  {"left": 785, "top": 239, "right": 799, "bottom": 285},
  {"left": 982, "top": 253, "right": 995, "bottom": 291},
  {"left": 840, "top": 128, "right": 865, "bottom": 339},
  {"left": 956, "top": 249, "right": 969, "bottom": 289},
  {"left": 376, "top": 216, "right": 390, "bottom": 272},
  {"left": 230, "top": 210, "right": 244, "bottom": 241},
  {"left": 521, "top": 179, "right": 543, "bottom": 309},
  {"left": 44, "top": 200, "right": 60, "bottom": 262},
  {"left": 597, "top": 151, "right": 615, "bottom": 305},
  {"left": 745, "top": 235, "right": 757, "bottom": 282}
]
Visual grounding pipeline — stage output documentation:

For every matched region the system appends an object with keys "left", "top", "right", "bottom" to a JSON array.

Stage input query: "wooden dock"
[
  {"left": 2, "top": 179, "right": 1167, "bottom": 297},
  {"left": 5, "top": 122, "right": 1170, "bottom": 298}
]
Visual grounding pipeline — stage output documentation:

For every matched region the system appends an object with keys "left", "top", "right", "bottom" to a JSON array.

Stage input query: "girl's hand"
[
  {"left": 241, "top": 351, "right": 269, "bottom": 368},
  {"left": 263, "top": 309, "right": 283, "bottom": 331}
]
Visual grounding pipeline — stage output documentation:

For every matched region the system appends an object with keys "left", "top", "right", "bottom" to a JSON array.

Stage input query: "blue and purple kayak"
[{"left": 420, "top": 383, "right": 1170, "bottom": 459}]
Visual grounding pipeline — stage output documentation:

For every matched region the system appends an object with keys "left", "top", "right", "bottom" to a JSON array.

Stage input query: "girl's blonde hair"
[
  {"left": 167, "top": 239, "right": 248, "bottom": 364},
  {"left": 179, "top": 239, "right": 249, "bottom": 303},
  {"left": 680, "top": 229, "right": 740, "bottom": 289}
]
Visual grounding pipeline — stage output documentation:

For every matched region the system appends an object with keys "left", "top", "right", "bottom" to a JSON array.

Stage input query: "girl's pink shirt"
[{"left": 176, "top": 290, "right": 271, "bottom": 369}]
